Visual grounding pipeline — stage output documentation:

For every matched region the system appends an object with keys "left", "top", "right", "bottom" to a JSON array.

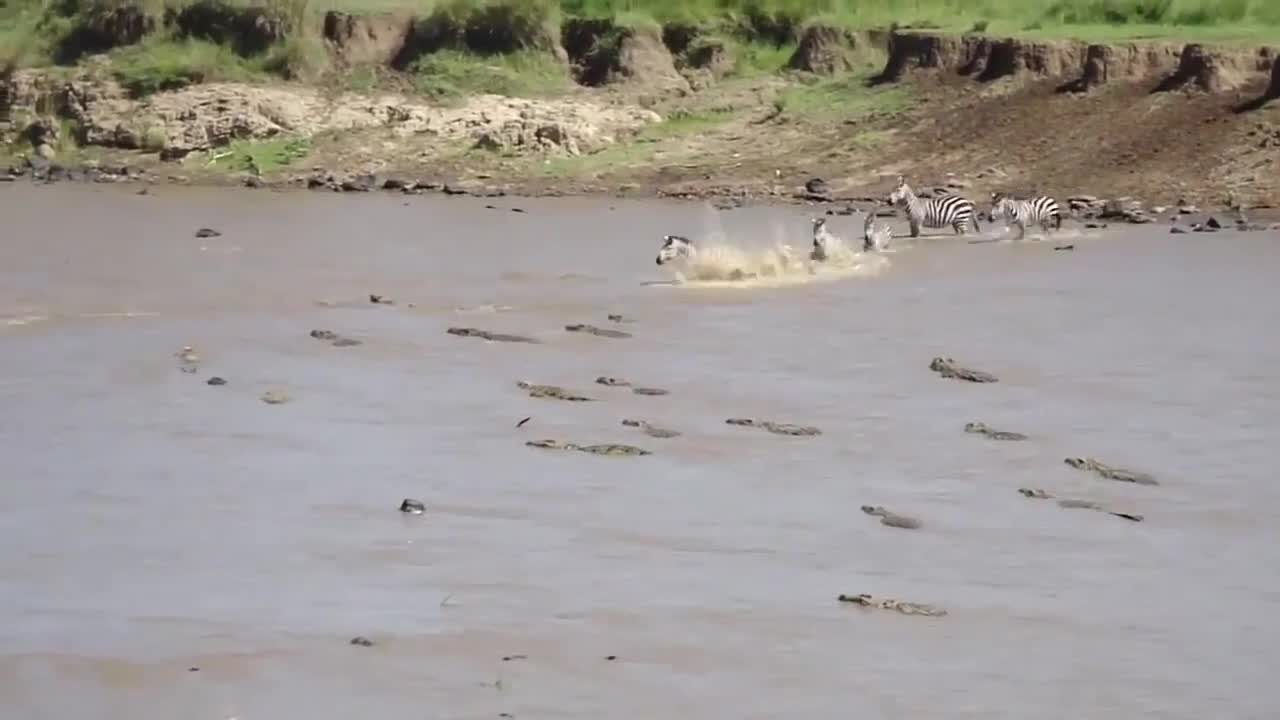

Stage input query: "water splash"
[{"left": 660, "top": 211, "right": 891, "bottom": 289}]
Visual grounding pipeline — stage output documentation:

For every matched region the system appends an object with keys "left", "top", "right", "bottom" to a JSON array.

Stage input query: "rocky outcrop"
[
  {"left": 564, "top": 20, "right": 689, "bottom": 92},
  {"left": 171, "top": 0, "right": 287, "bottom": 57},
  {"left": 1270, "top": 56, "right": 1280, "bottom": 98},
  {"left": 788, "top": 25, "right": 886, "bottom": 75},
  {"left": 11, "top": 71, "right": 659, "bottom": 159},
  {"left": 876, "top": 30, "right": 1276, "bottom": 97},
  {"left": 323, "top": 11, "right": 414, "bottom": 66},
  {"left": 1154, "top": 44, "right": 1277, "bottom": 94}
]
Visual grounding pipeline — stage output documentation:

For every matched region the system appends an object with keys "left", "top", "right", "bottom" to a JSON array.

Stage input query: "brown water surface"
[{"left": 2, "top": 183, "right": 1279, "bottom": 719}]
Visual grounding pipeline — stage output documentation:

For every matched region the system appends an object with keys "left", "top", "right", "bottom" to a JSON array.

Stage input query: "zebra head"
[
  {"left": 989, "top": 192, "right": 1014, "bottom": 223},
  {"left": 656, "top": 234, "right": 694, "bottom": 265},
  {"left": 810, "top": 217, "right": 830, "bottom": 261},
  {"left": 888, "top": 176, "right": 913, "bottom": 207}
]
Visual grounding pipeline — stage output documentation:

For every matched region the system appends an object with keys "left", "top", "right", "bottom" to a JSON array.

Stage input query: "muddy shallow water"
[{"left": 2, "top": 183, "right": 1280, "bottom": 719}]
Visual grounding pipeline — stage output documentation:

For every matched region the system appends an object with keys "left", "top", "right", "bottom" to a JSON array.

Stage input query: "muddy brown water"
[{"left": 2, "top": 183, "right": 1279, "bottom": 719}]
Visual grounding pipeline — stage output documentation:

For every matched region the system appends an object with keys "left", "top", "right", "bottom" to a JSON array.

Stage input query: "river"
[{"left": 2, "top": 182, "right": 1279, "bottom": 719}]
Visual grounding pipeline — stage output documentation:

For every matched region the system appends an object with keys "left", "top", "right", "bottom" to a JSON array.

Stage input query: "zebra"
[
  {"left": 863, "top": 209, "right": 893, "bottom": 251},
  {"left": 810, "top": 217, "right": 837, "bottom": 261},
  {"left": 887, "top": 176, "right": 980, "bottom": 237},
  {"left": 656, "top": 234, "right": 694, "bottom": 265},
  {"left": 988, "top": 192, "right": 1062, "bottom": 240}
]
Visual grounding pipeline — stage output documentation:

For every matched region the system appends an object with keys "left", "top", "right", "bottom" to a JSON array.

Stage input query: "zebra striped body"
[
  {"left": 888, "top": 177, "right": 979, "bottom": 237},
  {"left": 989, "top": 194, "right": 1062, "bottom": 240}
]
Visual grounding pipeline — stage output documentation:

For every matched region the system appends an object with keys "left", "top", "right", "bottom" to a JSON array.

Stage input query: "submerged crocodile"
[
  {"left": 860, "top": 505, "right": 922, "bottom": 530},
  {"left": 837, "top": 593, "right": 947, "bottom": 617},
  {"left": 929, "top": 356, "right": 999, "bottom": 383},
  {"left": 447, "top": 327, "right": 541, "bottom": 343},
  {"left": 1063, "top": 457, "right": 1158, "bottom": 486},
  {"left": 525, "top": 439, "right": 651, "bottom": 456},
  {"left": 1018, "top": 487, "right": 1144, "bottom": 522},
  {"left": 621, "top": 419, "right": 681, "bottom": 439},
  {"left": 565, "top": 324, "right": 632, "bottom": 339},
  {"left": 726, "top": 418, "right": 822, "bottom": 437},
  {"left": 963, "top": 422, "right": 1028, "bottom": 441},
  {"left": 596, "top": 377, "right": 669, "bottom": 396},
  {"left": 516, "top": 381, "right": 593, "bottom": 402}
]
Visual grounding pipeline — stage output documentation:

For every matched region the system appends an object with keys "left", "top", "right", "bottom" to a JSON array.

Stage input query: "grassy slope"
[{"left": 3, "top": 1, "right": 1276, "bottom": 181}]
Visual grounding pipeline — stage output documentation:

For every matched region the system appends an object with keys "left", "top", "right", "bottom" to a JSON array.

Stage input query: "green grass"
[
  {"left": 409, "top": 49, "right": 569, "bottom": 100},
  {"left": 110, "top": 37, "right": 268, "bottom": 95},
  {"left": 773, "top": 73, "right": 911, "bottom": 121},
  {"left": 207, "top": 136, "right": 311, "bottom": 174}
]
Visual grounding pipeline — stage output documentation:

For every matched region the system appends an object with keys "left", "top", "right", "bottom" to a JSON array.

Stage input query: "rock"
[
  {"left": 725, "top": 418, "right": 822, "bottom": 437},
  {"left": 341, "top": 174, "right": 377, "bottom": 192},
  {"left": 621, "top": 419, "right": 681, "bottom": 438},
  {"left": 517, "top": 381, "right": 593, "bottom": 402},
  {"left": 804, "top": 177, "right": 829, "bottom": 196},
  {"left": 1064, "top": 457, "right": 1158, "bottom": 486},
  {"left": 1206, "top": 216, "right": 1222, "bottom": 229},
  {"left": 446, "top": 327, "right": 540, "bottom": 343},
  {"left": 565, "top": 323, "right": 632, "bottom": 339},
  {"left": 206, "top": 376, "right": 228, "bottom": 386},
  {"left": 963, "top": 422, "right": 1027, "bottom": 441},
  {"left": 194, "top": 228, "right": 221, "bottom": 238},
  {"left": 860, "top": 505, "right": 922, "bottom": 530},
  {"left": 399, "top": 498, "right": 425, "bottom": 514},
  {"left": 349, "top": 636, "right": 375, "bottom": 647},
  {"left": 1170, "top": 226, "right": 1189, "bottom": 234},
  {"left": 261, "top": 390, "right": 291, "bottom": 405},
  {"left": 837, "top": 593, "right": 946, "bottom": 617},
  {"left": 929, "top": 357, "right": 998, "bottom": 383},
  {"left": 526, "top": 439, "right": 651, "bottom": 456}
]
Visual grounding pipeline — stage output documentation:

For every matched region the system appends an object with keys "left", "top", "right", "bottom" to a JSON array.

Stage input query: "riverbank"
[{"left": 3, "top": 1, "right": 1279, "bottom": 213}]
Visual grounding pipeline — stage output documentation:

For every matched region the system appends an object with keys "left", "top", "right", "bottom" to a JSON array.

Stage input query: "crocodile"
[
  {"left": 607, "top": 314, "right": 634, "bottom": 323},
  {"left": 963, "top": 422, "right": 1028, "bottom": 441},
  {"left": 860, "top": 505, "right": 922, "bottom": 530},
  {"left": 929, "top": 357, "right": 998, "bottom": 383},
  {"left": 621, "top": 419, "right": 682, "bottom": 438},
  {"left": 596, "top": 376, "right": 632, "bottom": 387},
  {"left": 447, "top": 327, "right": 541, "bottom": 343},
  {"left": 726, "top": 418, "right": 822, "bottom": 436},
  {"left": 565, "top": 324, "right": 632, "bottom": 339},
  {"left": 516, "top": 381, "right": 593, "bottom": 402},
  {"left": 525, "top": 439, "right": 651, "bottom": 456},
  {"left": 1064, "top": 457, "right": 1158, "bottom": 486},
  {"left": 837, "top": 593, "right": 947, "bottom": 617},
  {"left": 1018, "top": 487, "right": 1144, "bottom": 522},
  {"left": 632, "top": 387, "right": 670, "bottom": 396}
]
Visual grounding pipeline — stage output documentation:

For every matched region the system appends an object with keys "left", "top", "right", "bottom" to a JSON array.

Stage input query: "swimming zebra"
[
  {"left": 863, "top": 210, "right": 893, "bottom": 251},
  {"left": 656, "top": 234, "right": 694, "bottom": 265},
  {"left": 810, "top": 217, "right": 837, "bottom": 261},
  {"left": 887, "top": 176, "right": 980, "bottom": 237},
  {"left": 988, "top": 192, "right": 1062, "bottom": 240}
]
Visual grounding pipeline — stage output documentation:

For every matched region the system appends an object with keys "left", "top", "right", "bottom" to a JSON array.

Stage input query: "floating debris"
[
  {"left": 194, "top": 228, "right": 221, "bottom": 238},
  {"left": 206, "top": 376, "right": 228, "bottom": 386},
  {"left": 515, "top": 416, "right": 532, "bottom": 428},
  {"left": 399, "top": 498, "right": 426, "bottom": 514},
  {"left": 349, "top": 636, "right": 375, "bottom": 647}
]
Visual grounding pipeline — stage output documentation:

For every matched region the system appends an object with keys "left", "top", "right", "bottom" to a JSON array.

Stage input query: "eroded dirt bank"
[{"left": 3, "top": 25, "right": 1279, "bottom": 214}]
